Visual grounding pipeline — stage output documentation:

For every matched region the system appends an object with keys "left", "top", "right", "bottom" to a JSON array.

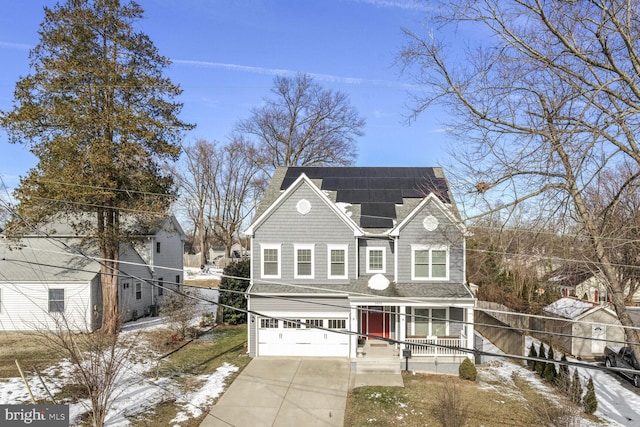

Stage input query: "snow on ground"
[
  {"left": 0, "top": 327, "right": 237, "bottom": 426},
  {"left": 184, "top": 266, "right": 222, "bottom": 282},
  {"left": 520, "top": 336, "right": 640, "bottom": 426},
  {"left": 1, "top": 268, "right": 233, "bottom": 426}
]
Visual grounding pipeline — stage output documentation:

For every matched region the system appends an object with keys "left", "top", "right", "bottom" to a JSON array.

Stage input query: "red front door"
[{"left": 361, "top": 306, "right": 390, "bottom": 339}]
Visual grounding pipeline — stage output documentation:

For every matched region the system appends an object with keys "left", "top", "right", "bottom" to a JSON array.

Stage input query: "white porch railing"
[{"left": 404, "top": 336, "right": 467, "bottom": 356}]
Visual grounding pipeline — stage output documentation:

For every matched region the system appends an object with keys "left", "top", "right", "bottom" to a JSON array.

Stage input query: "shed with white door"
[{"left": 533, "top": 297, "right": 625, "bottom": 360}]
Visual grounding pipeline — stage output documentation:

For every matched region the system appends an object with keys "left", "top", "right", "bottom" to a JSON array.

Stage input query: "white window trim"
[
  {"left": 366, "top": 247, "right": 386, "bottom": 274},
  {"left": 411, "top": 307, "right": 449, "bottom": 336},
  {"left": 261, "top": 243, "right": 281, "bottom": 279},
  {"left": 294, "top": 244, "right": 315, "bottom": 279},
  {"left": 327, "top": 244, "right": 349, "bottom": 279},
  {"left": 411, "top": 244, "right": 449, "bottom": 281}
]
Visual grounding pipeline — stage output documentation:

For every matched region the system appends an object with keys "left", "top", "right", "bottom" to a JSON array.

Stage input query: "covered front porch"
[{"left": 348, "top": 302, "right": 475, "bottom": 373}]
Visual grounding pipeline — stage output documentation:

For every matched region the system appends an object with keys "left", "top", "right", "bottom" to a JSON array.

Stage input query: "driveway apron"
[{"left": 200, "top": 357, "right": 350, "bottom": 427}]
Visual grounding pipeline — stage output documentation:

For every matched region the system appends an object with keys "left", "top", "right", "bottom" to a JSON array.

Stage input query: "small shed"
[{"left": 533, "top": 297, "right": 624, "bottom": 360}]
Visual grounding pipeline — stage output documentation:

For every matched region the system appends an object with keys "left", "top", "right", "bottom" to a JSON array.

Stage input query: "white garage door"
[{"left": 257, "top": 316, "right": 350, "bottom": 357}]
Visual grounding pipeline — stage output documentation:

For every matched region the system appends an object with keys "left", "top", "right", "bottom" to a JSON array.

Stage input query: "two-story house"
[
  {"left": 0, "top": 215, "right": 186, "bottom": 331},
  {"left": 245, "top": 167, "right": 476, "bottom": 372}
]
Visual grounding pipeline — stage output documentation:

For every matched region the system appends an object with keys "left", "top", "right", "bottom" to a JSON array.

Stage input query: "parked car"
[{"left": 604, "top": 345, "right": 640, "bottom": 387}]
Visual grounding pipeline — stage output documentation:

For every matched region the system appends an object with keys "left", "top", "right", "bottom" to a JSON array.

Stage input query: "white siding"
[{"left": 0, "top": 282, "right": 94, "bottom": 331}]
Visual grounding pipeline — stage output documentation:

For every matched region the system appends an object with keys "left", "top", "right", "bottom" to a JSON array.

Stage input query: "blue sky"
[{"left": 0, "top": 0, "right": 451, "bottom": 193}]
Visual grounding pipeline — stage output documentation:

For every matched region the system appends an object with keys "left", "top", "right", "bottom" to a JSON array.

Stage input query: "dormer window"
[{"left": 366, "top": 247, "right": 386, "bottom": 274}]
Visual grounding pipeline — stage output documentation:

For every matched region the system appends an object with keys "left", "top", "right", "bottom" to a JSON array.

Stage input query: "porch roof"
[{"left": 248, "top": 277, "right": 475, "bottom": 301}]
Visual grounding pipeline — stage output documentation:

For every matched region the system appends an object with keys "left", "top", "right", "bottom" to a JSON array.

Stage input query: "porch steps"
[{"left": 355, "top": 360, "right": 401, "bottom": 375}]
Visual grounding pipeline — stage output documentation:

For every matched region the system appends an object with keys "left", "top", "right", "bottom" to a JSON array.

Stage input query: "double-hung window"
[
  {"left": 411, "top": 245, "right": 449, "bottom": 280},
  {"left": 49, "top": 289, "right": 65, "bottom": 313},
  {"left": 411, "top": 308, "right": 448, "bottom": 336},
  {"left": 366, "top": 247, "right": 386, "bottom": 273},
  {"left": 261, "top": 244, "right": 281, "bottom": 278},
  {"left": 135, "top": 282, "right": 142, "bottom": 300},
  {"left": 294, "top": 244, "right": 314, "bottom": 278},
  {"left": 328, "top": 244, "right": 348, "bottom": 279}
]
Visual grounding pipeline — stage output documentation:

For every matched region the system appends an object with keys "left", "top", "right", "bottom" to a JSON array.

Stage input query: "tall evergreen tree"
[{"left": 1, "top": 0, "right": 193, "bottom": 334}]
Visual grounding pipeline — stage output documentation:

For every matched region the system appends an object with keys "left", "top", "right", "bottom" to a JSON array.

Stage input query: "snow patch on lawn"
[{"left": 171, "top": 363, "right": 239, "bottom": 423}]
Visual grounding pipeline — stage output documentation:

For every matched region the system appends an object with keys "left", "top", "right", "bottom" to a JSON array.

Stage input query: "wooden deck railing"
[{"left": 404, "top": 336, "right": 467, "bottom": 356}]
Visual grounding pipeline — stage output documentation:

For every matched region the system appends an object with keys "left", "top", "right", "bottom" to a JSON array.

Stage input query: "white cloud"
[
  {"left": 172, "top": 59, "right": 417, "bottom": 88},
  {"left": 351, "top": 0, "right": 430, "bottom": 12},
  {"left": 0, "top": 41, "right": 31, "bottom": 50}
]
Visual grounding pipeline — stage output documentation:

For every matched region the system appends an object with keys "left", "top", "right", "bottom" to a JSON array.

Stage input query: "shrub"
[
  {"left": 570, "top": 369, "right": 583, "bottom": 405},
  {"left": 527, "top": 344, "right": 538, "bottom": 370},
  {"left": 431, "top": 380, "right": 469, "bottom": 427},
  {"left": 459, "top": 358, "right": 477, "bottom": 382},
  {"left": 535, "top": 343, "right": 547, "bottom": 376},
  {"left": 543, "top": 346, "right": 557, "bottom": 382},
  {"left": 218, "top": 259, "right": 250, "bottom": 324},
  {"left": 556, "top": 354, "right": 571, "bottom": 394},
  {"left": 583, "top": 377, "right": 597, "bottom": 414}
]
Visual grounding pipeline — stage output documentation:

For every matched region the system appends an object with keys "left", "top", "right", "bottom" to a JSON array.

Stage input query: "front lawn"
[{"left": 345, "top": 361, "right": 596, "bottom": 426}]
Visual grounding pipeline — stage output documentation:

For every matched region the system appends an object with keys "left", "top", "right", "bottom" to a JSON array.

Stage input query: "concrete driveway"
[{"left": 199, "top": 357, "right": 350, "bottom": 427}]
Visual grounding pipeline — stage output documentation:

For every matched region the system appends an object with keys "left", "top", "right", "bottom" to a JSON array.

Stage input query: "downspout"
[{"left": 394, "top": 236, "right": 398, "bottom": 284}]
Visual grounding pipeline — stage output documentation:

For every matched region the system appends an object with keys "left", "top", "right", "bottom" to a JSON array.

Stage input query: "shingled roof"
[{"left": 254, "top": 166, "right": 454, "bottom": 231}]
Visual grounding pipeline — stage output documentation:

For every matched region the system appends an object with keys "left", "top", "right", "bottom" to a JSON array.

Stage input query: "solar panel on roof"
[{"left": 281, "top": 166, "right": 451, "bottom": 227}]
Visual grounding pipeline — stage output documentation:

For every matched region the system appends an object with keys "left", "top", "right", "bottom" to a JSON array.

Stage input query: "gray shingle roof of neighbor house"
[
  {"left": 0, "top": 237, "right": 101, "bottom": 282},
  {"left": 254, "top": 166, "right": 457, "bottom": 231}
]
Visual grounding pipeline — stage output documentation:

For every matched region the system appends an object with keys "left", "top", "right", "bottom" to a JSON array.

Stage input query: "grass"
[
  {"left": 1, "top": 324, "right": 249, "bottom": 427},
  {"left": 344, "top": 363, "right": 593, "bottom": 427},
  {"left": 131, "top": 324, "right": 250, "bottom": 427},
  {"left": 0, "top": 332, "right": 64, "bottom": 378}
]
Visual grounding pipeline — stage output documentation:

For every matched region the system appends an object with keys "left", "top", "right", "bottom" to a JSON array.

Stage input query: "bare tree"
[
  {"left": 210, "top": 139, "right": 262, "bottom": 258},
  {"left": 234, "top": 73, "right": 365, "bottom": 177},
  {"left": 170, "top": 139, "right": 261, "bottom": 260},
  {"left": 168, "top": 140, "right": 220, "bottom": 266},
  {"left": 583, "top": 162, "right": 640, "bottom": 304},
  {"left": 39, "top": 316, "right": 137, "bottom": 427},
  {"left": 398, "top": 0, "right": 640, "bottom": 360}
]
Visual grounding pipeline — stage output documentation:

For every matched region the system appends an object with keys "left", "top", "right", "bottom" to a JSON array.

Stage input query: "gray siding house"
[{"left": 245, "top": 167, "right": 476, "bottom": 372}]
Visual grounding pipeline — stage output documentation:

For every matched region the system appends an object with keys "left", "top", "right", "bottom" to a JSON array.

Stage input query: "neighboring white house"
[
  {"left": 245, "top": 167, "right": 476, "bottom": 374},
  {"left": 0, "top": 215, "right": 186, "bottom": 331}
]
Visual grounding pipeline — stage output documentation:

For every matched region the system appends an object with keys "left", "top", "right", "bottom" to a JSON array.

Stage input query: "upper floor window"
[
  {"left": 411, "top": 245, "right": 449, "bottom": 280},
  {"left": 49, "top": 289, "right": 65, "bottom": 313},
  {"left": 328, "top": 244, "right": 348, "bottom": 279},
  {"left": 156, "top": 242, "right": 161, "bottom": 253},
  {"left": 294, "top": 244, "right": 314, "bottom": 278},
  {"left": 261, "top": 244, "right": 281, "bottom": 278},
  {"left": 366, "top": 247, "right": 386, "bottom": 274}
]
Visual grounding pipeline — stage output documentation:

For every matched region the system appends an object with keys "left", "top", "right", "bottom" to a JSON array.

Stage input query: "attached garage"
[{"left": 256, "top": 315, "right": 350, "bottom": 357}]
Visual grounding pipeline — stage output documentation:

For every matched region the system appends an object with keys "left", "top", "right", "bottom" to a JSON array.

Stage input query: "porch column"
[
  {"left": 466, "top": 306, "right": 474, "bottom": 360},
  {"left": 399, "top": 305, "right": 406, "bottom": 355},
  {"left": 350, "top": 306, "right": 359, "bottom": 359}
]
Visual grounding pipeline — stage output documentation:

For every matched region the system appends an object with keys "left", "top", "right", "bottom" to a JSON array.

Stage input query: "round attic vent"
[
  {"left": 423, "top": 215, "right": 439, "bottom": 231},
  {"left": 368, "top": 273, "right": 390, "bottom": 291},
  {"left": 296, "top": 199, "right": 311, "bottom": 215}
]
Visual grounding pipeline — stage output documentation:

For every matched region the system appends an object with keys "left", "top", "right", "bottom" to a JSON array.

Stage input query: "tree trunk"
[{"left": 98, "top": 209, "right": 121, "bottom": 335}]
